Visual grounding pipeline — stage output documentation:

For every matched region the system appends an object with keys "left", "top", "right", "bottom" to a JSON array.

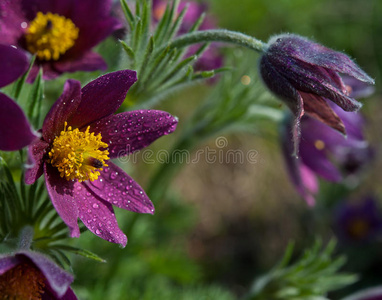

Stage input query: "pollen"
[
  {"left": 48, "top": 122, "right": 110, "bottom": 182},
  {"left": 25, "top": 12, "right": 79, "bottom": 61},
  {"left": 314, "top": 139, "right": 325, "bottom": 150},
  {"left": 0, "top": 263, "right": 45, "bottom": 300}
]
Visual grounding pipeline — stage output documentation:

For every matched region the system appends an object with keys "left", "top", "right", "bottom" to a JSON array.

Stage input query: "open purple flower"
[
  {"left": 260, "top": 33, "right": 374, "bottom": 155},
  {"left": 25, "top": 70, "right": 178, "bottom": 246},
  {"left": 0, "top": 250, "right": 76, "bottom": 299},
  {"left": 0, "top": 0, "right": 122, "bottom": 81},
  {"left": 0, "top": 44, "right": 30, "bottom": 88},
  {"left": 281, "top": 100, "right": 372, "bottom": 206},
  {"left": 152, "top": 0, "right": 223, "bottom": 72},
  {"left": 334, "top": 197, "right": 382, "bottom": 243},
  {"left": 0, "top": 93, "right": 38, "bottom": 151}
]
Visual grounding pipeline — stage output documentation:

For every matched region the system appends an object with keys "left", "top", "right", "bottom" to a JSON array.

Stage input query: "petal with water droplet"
[
  {"left": 84, "top": 162, "right": 154, "bottom": 214},
  {"left": 75, "top": 184, "right": 127, "bottom": 247}
]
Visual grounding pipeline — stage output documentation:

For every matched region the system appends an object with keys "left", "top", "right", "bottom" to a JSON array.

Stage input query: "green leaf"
[{"left": 53, "top": 244, "right": 106, "bottom": 263}]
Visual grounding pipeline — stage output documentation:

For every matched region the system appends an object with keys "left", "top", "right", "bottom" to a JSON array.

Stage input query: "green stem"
[{"left": 156, "top": 29, "right": 267, "bottom": 54}]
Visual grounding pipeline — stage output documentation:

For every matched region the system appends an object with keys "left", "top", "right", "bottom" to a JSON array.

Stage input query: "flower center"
[
  {"left": 25, "top": 12, "right": 79, "bottom": 61},
  {"left": 0, "top": 262, "right": 45, "bottom": 300},
  {"left": 348, "top": 218, "right": 370, "bottom": 239},
  {"left": 48, "top": 122, "right": 109, "bottom": 182}
]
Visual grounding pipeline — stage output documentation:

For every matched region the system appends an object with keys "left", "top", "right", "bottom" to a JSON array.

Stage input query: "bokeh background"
[{"left": 61, "top": 0, "right": 382, "bottom": 298}]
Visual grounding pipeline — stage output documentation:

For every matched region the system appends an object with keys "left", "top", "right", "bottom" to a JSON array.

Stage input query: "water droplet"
[
  {"left": 92, "top": 203, "right": 99, "bottom": 209},
  {"left": 110, "top": 172, "right": 118, "bottom": 180},
  {"left": 96, "top": 229, "right": 101, "bottom": 235}
]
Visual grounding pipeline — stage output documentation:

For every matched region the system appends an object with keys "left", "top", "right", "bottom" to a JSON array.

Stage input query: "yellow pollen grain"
[
  {"left": 25, "top": 12, "right": 79, "bottom": 61},
  {"left": 241, "top": 75, "right": 251, "bottom": 85},
  {"left": 0, "top": 263, "right": 45, "bottom": 300},
  {"left": 48, "top": 122, "right": 110, "bottom": 182},
  {"left": 314, "top": 139, "right": 325, "bottom": 150}
]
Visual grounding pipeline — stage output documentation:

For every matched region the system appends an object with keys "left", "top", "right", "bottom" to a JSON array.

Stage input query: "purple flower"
[
  {"left": 25, "top": 70, "right": 178, "bottom": 246},
  {"left": 260, "top": 34, "right": 374, "bottom": 154},
  {"left": 0, "top": 0, "right": 122, "bottom": 81},
  {"left": 281, "top": 100, "right": 372, "bottom": 205},
  {"left": 0, "top": 250, "right": 76, "bottom": 299},
  {"left": 0, "top": 44, "right": 29, "bottom": 88},
  {"left": 0, "top": 93, "right": 38, "bottom": 151},
  {"left": 152, "top": 0, "right": 223, "bottom": 72},
  {"left": 334, "top": 197, "right": 382, "bottom": 243}
]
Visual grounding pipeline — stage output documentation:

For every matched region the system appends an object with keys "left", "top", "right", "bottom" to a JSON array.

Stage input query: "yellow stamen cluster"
[
  {"left": 0, "top": 263, "right": 45, "bottom": 300},
  {"left": 48, "top": 122, "right": 109, "bottom": 182},
  {"left": 25, "top": 12, "right": 79, "bottom": 61}
]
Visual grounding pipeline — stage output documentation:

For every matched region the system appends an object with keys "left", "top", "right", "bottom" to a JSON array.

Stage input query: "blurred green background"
[{"left": 65, "top": 0, "right": 382, "bottom": 299}]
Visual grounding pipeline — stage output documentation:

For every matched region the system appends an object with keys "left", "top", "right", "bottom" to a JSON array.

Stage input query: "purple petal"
[
  {"left": 53, "top": 51, "right": 107, "bottom": 76},
  {"left": 269, "top": 34, "right": 374, "bottom": 84},
  {"left": 299, "top": 165, "right": 318, "bottom": 206},
  {"left": 280, "top": 121, "right": 318, "bottom": 205},
  {"left": 74, "top": 182, "right": 127, "bottom": 247},
  {"left": 300, "top": 137, "right": 342, "bottom": 182},
  {"left": 18, "top": 251, "right": 73, "bottom": 298},
  {"left": 91, "top": 110, "right": 178, "bottom": 158},
  {"left": 68, "top": 70, "right": 137, "bottom": 128},
  {"left": 62, "top": 288, "right": 78, "bottom": 300},
  {"left": 0, "top": 255, "right": 19, "bottom": 275},
  {"left": 25, "top": 138, "right": 49, "bottom": 185},
  {"left": 0, "top": 93, "right": 38, "bottom": 151},
  {"left": 84, "top": 162, "right": 154, "bottom": 214},
  {"left": 342, "top": 286, "right": 382, "bottom": 300},
  {"left": 260, "top": 56, "right": 304, "bottom": 156},
  {"left": 0, "top": 45, "right": 29, "bottom": 88},
  {"left": 44, "top": 163, "right": 80, "bottom": 238},
  {"left": 0, "top": 0, "right": 25, "bottom": 44},
  {"left": 42, "top": 79, "right": 82, "bottom": 143},
  {"left": 20, "top": 0, "right": 74, "bottom": 19},
  {"left": 268, "top": 54, "right": 362, "bottom": 112},
  {"left": 301, "top": 92, "right": 346, "bottom": 135}
]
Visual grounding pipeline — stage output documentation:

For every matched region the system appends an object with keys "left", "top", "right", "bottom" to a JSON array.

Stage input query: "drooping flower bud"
[{"left": 260, "top": 33, "right": 374, "bottom": 156}]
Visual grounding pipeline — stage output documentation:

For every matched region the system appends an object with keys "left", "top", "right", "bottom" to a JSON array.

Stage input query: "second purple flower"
[{"left": 260, "top": 33, "right": 374, "bottom": 154}]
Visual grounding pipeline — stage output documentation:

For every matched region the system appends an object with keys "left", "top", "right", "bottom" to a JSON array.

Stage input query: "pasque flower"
[
  {"left": 260, "top": 33, "right": 374, "bottom": 155},
  {"left": 0, "top": 250, "right": 77, "bottom": 299},
  {"left": 281, "top": 100, "right": 372, "bottom": 206},
  {"left": 334, "top": 197, "right": 382, "bottom": 243},
  {"left": 0, "top": 0, "right": 121, "bottom": 81},
  {"left": 25, "top": 70, "right": 178, "bottom": 246}
]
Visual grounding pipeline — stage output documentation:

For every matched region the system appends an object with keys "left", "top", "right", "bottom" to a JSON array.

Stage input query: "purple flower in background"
[
  {"left": 260, "top": 33, "right": 374, "bottom": 155},
  {"left": 342, "top": 286, "right": 382, "bottom": 300},
  {"left": 281, "top": 99, "right": 372, "bottom": 206},
  {"left": 334, "top": 197, "right": 382, "bottom": 243},
  {"left": 0, "top": 250, "right": 76, "bottom": 299},
  {"left": 25, "top": 70, "right": 178, "bottom": 246},
  {"left": 152, "top": 0, "right": 223, "bottom": 72},
  {"left": 0, "top": 0, "right": 122, "bottom": 81},
  {"left": 0, "top": 44, "right": 29, "bottom": 88},
  {"left": 0, "top": 93, "right": 38, "bottom": 151}
]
